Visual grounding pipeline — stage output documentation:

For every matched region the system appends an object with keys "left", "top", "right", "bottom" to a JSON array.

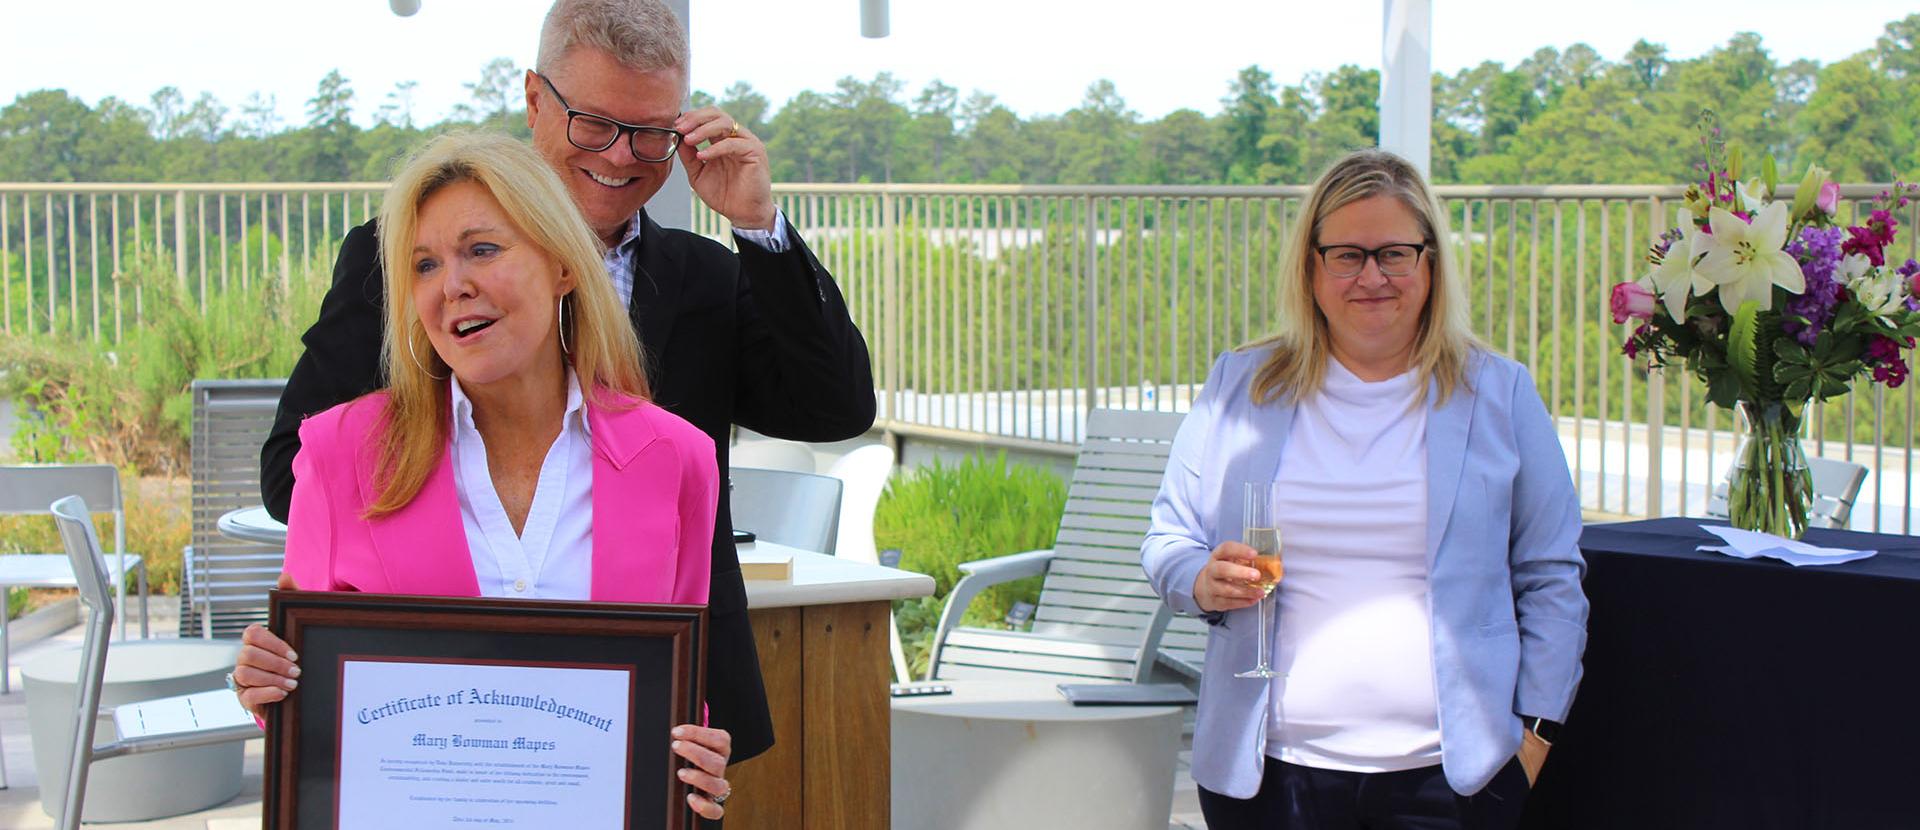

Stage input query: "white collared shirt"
[
  {"left": 449, "top": 371, "right": 595, "bottom": 600},
  {"left": 603, "top": 209, "right": 791, "bottom": 307}
]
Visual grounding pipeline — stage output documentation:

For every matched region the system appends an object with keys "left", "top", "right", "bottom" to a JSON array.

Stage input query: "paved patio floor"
[{"left": 0, "top": 599, "right": 1206, "bottom": 829}]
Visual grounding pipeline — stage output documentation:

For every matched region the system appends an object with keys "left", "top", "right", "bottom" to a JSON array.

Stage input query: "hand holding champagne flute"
[
  {"left": 1244, "top": 526, "right": 1284, "bottom": 595},
  {"left": 1235, "top": 481, "right": 1283, "bottom": 679}
]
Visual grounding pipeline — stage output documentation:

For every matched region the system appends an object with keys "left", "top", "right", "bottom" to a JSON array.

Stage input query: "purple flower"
[
  {"left": 1783, "top": 227, "right": 1846, "bottom": 345},
  {"left": 1867, "top": 336, "right": 1913, "bottom": 389},
  {"left": 1842, "top": 209, "right": 1900, "bottom": 267}
]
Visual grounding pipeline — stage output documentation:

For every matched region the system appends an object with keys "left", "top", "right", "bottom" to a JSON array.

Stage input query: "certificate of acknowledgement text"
[{"left": 336, "top": 657, "right": 635, "bottom": 827}]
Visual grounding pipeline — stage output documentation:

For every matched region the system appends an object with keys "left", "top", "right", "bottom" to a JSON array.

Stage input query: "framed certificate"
[{"left": 263, "top": 591, "right": 707, "bottom": 830}]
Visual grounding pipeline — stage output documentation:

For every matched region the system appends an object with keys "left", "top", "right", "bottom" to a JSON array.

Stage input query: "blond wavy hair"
[
  {"left": 371, "top": 132, "right": 647, "bottom": 517},
  {"left": 1246, "top": 148, "right": 1478, "bottom": 406}
]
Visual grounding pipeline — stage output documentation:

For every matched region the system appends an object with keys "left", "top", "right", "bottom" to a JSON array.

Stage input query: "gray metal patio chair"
[
  {"left": 0, "top": 464, "right": 149, "bottom": 692},
  {"left": 729, "top": 467, "right": 844, "bottom": 555},
  {"left": 1706, "top": 456, "right": 1870, "bottom": 530},
  {"left": 49, "top": 495, "right": 258, "bottom": 830},
  {"left": 184, "top": 379, "right": 287, "bottom": 638},
  {"left": 926, "top": 408, "right": 1186, "bottom": 684}
]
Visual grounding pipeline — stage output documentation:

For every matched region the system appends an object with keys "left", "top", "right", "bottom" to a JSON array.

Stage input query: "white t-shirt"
[{"left": 1266, "top": 358, "right": 1442, "bottom": 772}]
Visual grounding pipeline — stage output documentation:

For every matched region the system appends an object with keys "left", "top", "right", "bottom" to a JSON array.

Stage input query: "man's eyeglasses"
[
  {"left": 535, "top": 72, "right": 683, "bottom": 164},
  {"left": 1315, "top": 243, "right": 1429, "bottom": 278}
]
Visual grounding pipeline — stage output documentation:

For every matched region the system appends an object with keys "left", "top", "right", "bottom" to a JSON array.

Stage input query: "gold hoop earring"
[
  {"left": 406, "top": 325, "right": 449, "bottom": 381},
  {"left": 558, "top": 295, "right": 572, "bottom": 356}
]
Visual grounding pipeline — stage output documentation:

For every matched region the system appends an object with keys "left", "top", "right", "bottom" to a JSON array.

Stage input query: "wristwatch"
[{"left": 1523, "top": 716, "right": 1563, "bottom": 745}]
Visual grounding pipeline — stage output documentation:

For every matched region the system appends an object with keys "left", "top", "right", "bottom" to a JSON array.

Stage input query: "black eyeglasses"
[
  {"left": 1314, "top": 243, "right": 1429, "bottom": 278},
  {"left": 535, "top": 72, "right": 683, "bottom": 163}
]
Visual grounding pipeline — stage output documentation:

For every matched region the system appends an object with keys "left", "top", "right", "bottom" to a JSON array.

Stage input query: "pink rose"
[
  {"left": 1610, "top": 282, "right": 1656, "bottom": 324},
  {"left": 1817, "top": 181, "right": 1841, "bottom": 215}
]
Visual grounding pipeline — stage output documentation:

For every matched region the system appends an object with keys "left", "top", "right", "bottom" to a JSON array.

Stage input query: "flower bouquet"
[{"left": 1610, "top": 119, "right": 1920, "bottom": 539}]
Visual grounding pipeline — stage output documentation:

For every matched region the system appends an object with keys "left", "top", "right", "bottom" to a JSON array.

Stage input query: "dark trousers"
[{"left": 1198, "top": 758, "right": 1530, "bottom": 830}]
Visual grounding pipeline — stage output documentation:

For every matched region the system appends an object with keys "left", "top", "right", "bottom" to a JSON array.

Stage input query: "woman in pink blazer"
[{"left": 229, "top": 132, "right": 736, "bottom": 820}]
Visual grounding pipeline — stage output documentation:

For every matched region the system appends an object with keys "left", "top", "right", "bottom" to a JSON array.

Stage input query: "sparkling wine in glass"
[{"left": 1236, "top": 481, "right": 1283, "bottom": 679}]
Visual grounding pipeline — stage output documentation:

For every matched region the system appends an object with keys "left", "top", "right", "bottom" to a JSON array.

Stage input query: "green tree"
[
  {"left": 0, "top": 90, "right": 99, "bottom": 180},
  {"left": 1795, "top": 56, "right": 1907, "bottom": 181},
  {"left": 765, "top": 90, "right": 840, "bottom": 182},
  {"left": 1140, "top": 108, "right": 1219, "bottom": 184},
  {"left": 297, "top": 69, "right": 358, "bottom": 181},
  {"left": 719, "top": 82, "right": 771, "bottom": 134},
  {"left": 377, "top": 81, "right": 419, "bottom": 129},
  {"left": 1055, "top": 80, "right": 1139, "bottom": 184},
  {"left": 909, "top": 80, "right": 958, "bottom": 180},
  {"left": 1220, "top": 66, "right": 1278, "bottom": 182},
  {"left": 957, "top": 92, "right": 1023, "bottom": 183},
  {"left": 1624, "top": 39, "right": 1669, "bottom": 91},
  {"left": 457, "top": 58, "right": 519, "bottom": 131}
]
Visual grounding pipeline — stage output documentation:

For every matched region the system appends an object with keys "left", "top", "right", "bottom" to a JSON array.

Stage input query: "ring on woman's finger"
[{"left": 712, "top": 787, "right": 732, "bottom": 807}]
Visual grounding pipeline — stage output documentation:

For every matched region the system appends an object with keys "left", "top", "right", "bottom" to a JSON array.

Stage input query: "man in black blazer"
[{"left": 253, "top": 0, "right": 873, "bottom": 785}]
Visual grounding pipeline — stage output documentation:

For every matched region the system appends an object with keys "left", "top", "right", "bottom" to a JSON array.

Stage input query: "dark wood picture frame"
[{"left": 263, "top": 590, "right": 706, "bottom": 830}]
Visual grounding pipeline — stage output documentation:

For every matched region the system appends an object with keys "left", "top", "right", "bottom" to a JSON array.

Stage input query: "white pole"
[
  {"left": 652, "top": 0, "right": 695, "bottom": 230},
  {"left": 861, "top": 0, "right": 889, "bottom": 38},
  {"left": 1379, "top": 0, "right": 1432, "bottom": 178}
]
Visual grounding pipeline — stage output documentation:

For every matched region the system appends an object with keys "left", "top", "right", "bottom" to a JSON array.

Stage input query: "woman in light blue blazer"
[{"left": 1141, "top": 149, "right": 1587, "bottom": 830}]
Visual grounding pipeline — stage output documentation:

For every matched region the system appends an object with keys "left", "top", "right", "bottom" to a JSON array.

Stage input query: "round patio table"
[
  {"left": 22, "top": 639, "right": 246, "bottom": 822},
  {"left": 891, "top": 679, "right": 1183, "bottom": 830},
  {"left": 216, "top": 506, "right": 288, "bottom": 545}
]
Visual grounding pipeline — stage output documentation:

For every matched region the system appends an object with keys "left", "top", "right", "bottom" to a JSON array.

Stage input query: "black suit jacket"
[{"left": 259, "top": 210, "right": 876, "bottom": 762}]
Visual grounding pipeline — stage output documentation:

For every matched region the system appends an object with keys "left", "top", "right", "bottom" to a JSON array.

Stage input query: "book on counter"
[{"left": 737, "top": 541, "right": 793, "bottom": 581}]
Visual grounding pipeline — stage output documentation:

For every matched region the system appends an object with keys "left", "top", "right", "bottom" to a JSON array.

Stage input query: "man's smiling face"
[{"left": 525, "top": 46, "right": 683, "bottom": 244}]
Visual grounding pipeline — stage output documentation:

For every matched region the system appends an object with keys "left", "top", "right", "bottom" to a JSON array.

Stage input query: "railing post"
[
  {"left": 1082, "top": 194, "right": 1099, "bottom": 435},
  {"left": 280, "top": 192, "right": 292, "bottom": 296},
  {"left": 174, "top": 189, "right": 188, "bottom": 293},
  {"left": 881, "top": 189, "right": 898, "bottom": 426},
  {"left": 1644, "top": 196, "right": 1665, "bottom": 518},
  {"left": 1647, "top": 367, "right": 1665, "bottom": 517}
]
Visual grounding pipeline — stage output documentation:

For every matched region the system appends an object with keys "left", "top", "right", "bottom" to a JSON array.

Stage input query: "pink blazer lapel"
[
  {"left": 359, "top": 444, "right": 483, "bottom": 597},
  {"left": 586, "top": 399, "right": 677, "bottom": 603}
]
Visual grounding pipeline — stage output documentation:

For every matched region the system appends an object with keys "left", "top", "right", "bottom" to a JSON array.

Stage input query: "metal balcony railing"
[{"left": 4, "top": 181, "right": 1918, "bottom": 531}]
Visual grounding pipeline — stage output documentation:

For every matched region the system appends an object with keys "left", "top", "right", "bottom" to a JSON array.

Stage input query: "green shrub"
[
  {"left": 875, "top": 451, "right": 1067, "bottom": 677},
  {"left": 1, "top": 243, "right": 327, "bottom": 474}
]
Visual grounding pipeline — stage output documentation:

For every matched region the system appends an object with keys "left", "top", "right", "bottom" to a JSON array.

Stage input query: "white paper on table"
[
  {"left": 337, "top": 658, "right": 633, "bottom": 829},
  {"left": 1697, "top": 524, "right": 1878, "bottom": 567}
]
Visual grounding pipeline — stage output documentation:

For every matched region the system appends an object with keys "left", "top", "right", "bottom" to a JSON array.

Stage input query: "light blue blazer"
[{"left": 1141, "top": 346, "right": 1588, "bottom": 797}]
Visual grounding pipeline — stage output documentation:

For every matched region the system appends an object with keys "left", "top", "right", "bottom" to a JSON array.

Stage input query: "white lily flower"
[
  {"left": 1846, "top": 258, "right": 1904, "bottom": 317},
  {"left": 1645, "top": 227, "right": 1705, "bottom": 322},
  {"left": 1736, "top": 178, "right": 1769, "bottom": 213},
  {"left": 1835, "top": 252, "right": 1871, "bottom": 284},
  {"left": 1694, "top": 202, "right": 1805, "bottom": 313}
]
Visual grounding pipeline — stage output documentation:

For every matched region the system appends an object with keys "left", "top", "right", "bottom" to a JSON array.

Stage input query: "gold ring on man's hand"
[{"left": 727, "top": 122, "right": 740, "bottom": 139}]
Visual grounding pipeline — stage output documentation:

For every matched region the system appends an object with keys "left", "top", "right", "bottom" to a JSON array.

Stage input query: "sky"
[{"left": 2, "top": 0, "right": 1913, "bottom": 130}]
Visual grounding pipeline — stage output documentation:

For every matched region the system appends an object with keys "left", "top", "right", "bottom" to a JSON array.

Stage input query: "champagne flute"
[{"left": 1235, "top": 481, "right": 1283, "bottom": 679}]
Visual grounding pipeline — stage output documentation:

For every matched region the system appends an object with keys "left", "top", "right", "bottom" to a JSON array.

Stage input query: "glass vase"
[{"left": 1727, "top": 400, "right": 1814, "bottom": 540}]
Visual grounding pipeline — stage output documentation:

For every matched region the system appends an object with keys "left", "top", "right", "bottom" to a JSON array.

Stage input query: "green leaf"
[
  {"left": 1705, "top": 371, "right": 1742, "bottom": 409},
  {"left": 1784, "top": 378, "right": 1812, "bottom": 402},
  {"left": 1727, "top": 301, "right": 1761, "bottom": 399}
]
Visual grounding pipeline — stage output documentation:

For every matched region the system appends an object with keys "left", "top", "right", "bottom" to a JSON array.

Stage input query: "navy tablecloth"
[{"left": 1519, "top": 517, "right": 1920, "bottom": 830}]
